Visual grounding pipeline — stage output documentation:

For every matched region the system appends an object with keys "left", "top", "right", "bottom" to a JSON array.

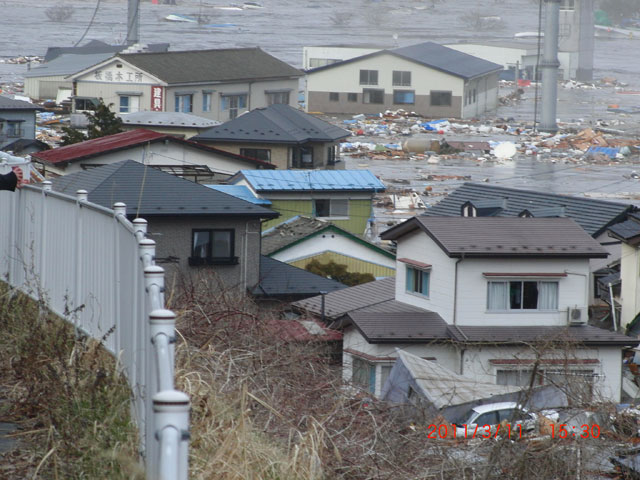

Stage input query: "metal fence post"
[
  {"left": 139, "top": 239, "right": 156, "bottom": 269},
  {"left": 149, "top": 308, "right": 175, "bottom": 392},
  {"left": 153, "top": 390, "right": 190, "bottom": 480}
]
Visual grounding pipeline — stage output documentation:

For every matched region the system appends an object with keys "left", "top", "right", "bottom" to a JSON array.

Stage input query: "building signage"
[{"left": 151, "top": 86, "right": 164, "bottom": 111}]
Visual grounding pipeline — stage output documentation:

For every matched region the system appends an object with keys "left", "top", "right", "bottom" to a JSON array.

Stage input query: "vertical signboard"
[{"left": 151, "top": 86, "right": 164, "bottom": 111}]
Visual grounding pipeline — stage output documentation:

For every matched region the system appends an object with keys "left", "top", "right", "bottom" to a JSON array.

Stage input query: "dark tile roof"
[
  {"left": 32, "top": 128, "right": 274, "bottom": 168},
  {"left": 382, "top": 217, "right": 609, "bottom": 258},
  {"left": 608, "top": 217, "right": 640, "bottom": 242},
  {"left": 391, "top": 42, "right": 503, "bottom": 79},
  {"left": 457, "top": 325, "right": 639, "bottom": 347},
  {"left": 347, "top": 311, "right": 453, "bottom": 343},
  {"left": 44, "top": 40, "right": 169, "bottom": 62},
  {"left": 120, "top": 48, "right": 302, "bottom": 84},
  {"left": 292, "top": 277, "right": 396, "bottom": 320},
  {"left": 424, "top": 183, "right": 635, "bottom": 237},
  {"left": 308, "top": 42, "right": 502, "bottom": 80},
  {"left": 252, "top": 256, "right": 345, "bottom": 298},
  {"left": 50, "top": 160, "right": 278, "bottom": 218},
  {"left": 193, "top": 104, "right": 350, "bottom": 144},
  {"left": 0, "top": 96, "right": 43, "bottom": 111}
]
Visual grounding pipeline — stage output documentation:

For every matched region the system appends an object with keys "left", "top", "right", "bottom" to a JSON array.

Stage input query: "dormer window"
[{"left": 462, "top": 202, "right": 477, "bottom": 217}]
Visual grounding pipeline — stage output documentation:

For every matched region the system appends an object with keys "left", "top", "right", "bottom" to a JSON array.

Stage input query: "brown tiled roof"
[
  {"left": 457, "top": 325, "right": 638, "bottom": 347},
  {"left": 346, "top": 311, "right": 454, "bottom": 343},
  {"left": 291, "top": 277, "right": 395, "bottom": 319},
  {"left": 382, "top": 217, "right": 608, "bottom": 258}
]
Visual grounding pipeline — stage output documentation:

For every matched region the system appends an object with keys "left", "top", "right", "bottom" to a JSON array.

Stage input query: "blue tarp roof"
[
  {"left": 233, "top": 169, "right": 386, "bottom": 192},
  {"left": 206, "top": 184, "right": 272, "bottom": 205}
]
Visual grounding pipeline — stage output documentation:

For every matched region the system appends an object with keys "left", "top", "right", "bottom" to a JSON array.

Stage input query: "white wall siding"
[{"left": 620, "top": 243, "right": 640, "bottom": 328}]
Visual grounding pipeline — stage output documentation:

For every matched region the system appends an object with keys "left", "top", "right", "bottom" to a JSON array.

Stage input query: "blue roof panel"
[
  {"left": 236, "top": 169, "right": 386, "bottom": 192},
  {"left": 206, "top": 184, "right": 272, "bottom": 205}
]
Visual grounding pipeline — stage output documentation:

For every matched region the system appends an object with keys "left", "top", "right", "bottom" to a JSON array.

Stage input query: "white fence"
[{"left": 0, "top": 184, "right": 189, "bottom": 480}]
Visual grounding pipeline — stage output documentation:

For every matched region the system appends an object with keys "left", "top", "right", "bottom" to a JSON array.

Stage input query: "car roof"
[{"left": 472, "top": 402, "right": 520, "bottom": 414}]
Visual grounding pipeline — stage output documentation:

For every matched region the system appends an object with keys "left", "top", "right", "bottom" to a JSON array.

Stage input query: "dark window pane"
[
  {"left": 315, "top": 199, "right": 330, "bottom": 217},
  {"left": 347, "top": 92, "right": 357, "bottom": 102},
  {"left": 474, "top": 412, "right": 498, "bottom": 426},
  {"left": 430, "top": 90, "right": 452, "bottom": 106},
  {"left": 192, "top": 231, "right": 211, "bottom": 258},
  {"left": 212, "top": 231, "right": 232, "bottom": 258},
  {"left": 509, "top": 281, "right": 522, "bottom": 309},
  {"left": 329, "top": 92, "right": 339, "bottom": 102},
  {"left": 522, "top": 281, "right": 539, "bottom": 309}
]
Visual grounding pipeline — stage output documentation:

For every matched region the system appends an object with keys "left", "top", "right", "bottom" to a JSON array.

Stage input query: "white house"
[
  {"left": 608, "top": 214, "right": 640, "bottom": 329},
  {"left": 295, "top": 217, "right": 638, "bottom": 404},
  {"left": 305, "top": 42, "right": 502, "bottom": 119}
]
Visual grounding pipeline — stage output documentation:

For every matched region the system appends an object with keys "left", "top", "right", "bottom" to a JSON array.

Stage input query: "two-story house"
[
  {"left": 305, "top": 42, "right": 502, "bottom": 118},
  {"left": 68, "top": 48, "right": 302, "bottom": 123},
  {"left": 191, "top": 104, "right": 351, "bottom": 170},
  {"left": 228, "top": 169, "right": 386, "bottom": 235},
  {"left": 295, "top": 217, "right": 638, "bottom": 403},
  {"left": 0, "top": 96, "right": 44, "bottom": 151},
  {"left": 608, "top": 214, "right": 640, "bottom": 330}
]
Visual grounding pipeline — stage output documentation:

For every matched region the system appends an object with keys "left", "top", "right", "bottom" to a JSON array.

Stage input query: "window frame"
[
  {"left": 266, "top": 91, "right": 290, "bottom": 105},
  {"left": 118, "top": 95, "right": 139, "bottom": 113},
  {"left": 487, "top": 280, "right": 559, "bottom": 312},
  {"left": 352, "top": 356, "right": 375, "bottom": 394},
  {"left": 392, "top": 70, "right": 412, "bottom": 86},
  {"left": 406, "top": 265, "right": 430, "bottom": 297},
  {"left": 329, "top": 92, "right": 339, "bottom": 102},
  {"left": 202, "top": 91, "right": 212, "bottom": 112},
  {"left": 220, "top": 94, "right": 247, "bottom": 119},
  {"left": 393, "top": 89, "right": 415, "bottom": 105},
  {"left": 359, "top": 69, "right": 379, "bottom": 86},
  {"left": 363, "top": 88, "right": 384, "bottom": 104},
  {"left": 313, "top": 198, "right": 349, "bottom": 219},
  {"left": 175, "top": 93, "right": 193, "bottom": 113},
  {"left": 189, "top": 228, "right": 238, "bottom": 266},
  {"left": 240, "top": 148, "right": 271, "bottom": 163},
  {"left": 347, "top": 92, "right": 358, "bottom": 102},
  {"left": 430, "top": 90, "right": 452, "bottom": 106}
]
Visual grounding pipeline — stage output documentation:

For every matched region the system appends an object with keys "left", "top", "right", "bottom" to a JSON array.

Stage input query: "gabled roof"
[
  {"left": 308, "top": 42, "right": 502, "bottom": 80},
  {"left": 425, "top": 183, "right": 635, "bottom": 237},
  {"left": 608, "top": 214, "right": 640, "bottom": 244},
  {"left": 252, "top": 256, "right": 346, "bottom": 298},
  {"left": 192, "top": 104, "right": 350, "bottom": 144},
  {"left": 261, "top": 216, "right": 395, "bottom": 259},
  {"left": 120, "top": 111, "right": 220, "bottom": 128},
  {"left": 24, "top": 53, "right": 114, "bottom": 78},
  {"left": 31, "top": 128, "right": 275, "bottom": 168},
  {"left": 44, "top": 39, "right": 169, "bottom": 62},
  {"left": 231, "top": 169, "right": 386, "bottom": 193},
  {"left": 117, "top": 47, "right": 302, "bottom": 84},
  {"left": 49, "top": 160, "right": 278, "bottom": 218},
  {"left": 381, "top": 217, "right": 609, "bottom": 258},
  {"left": 0, "top": 96, "right": 43, "bottom": 111},
  {"left": 292, "top": 277, "right": 418, "bottom": 320},
  {"left": 347, "top": 311, "right": 452, "bottom": 343}
]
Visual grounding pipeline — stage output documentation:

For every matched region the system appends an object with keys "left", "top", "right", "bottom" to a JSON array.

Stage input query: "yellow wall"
[{"left": 290, "top": 251, "right": 395, "bottom": 278}]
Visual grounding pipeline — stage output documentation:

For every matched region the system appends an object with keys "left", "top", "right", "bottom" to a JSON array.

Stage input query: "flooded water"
[{"left": 1, "top": 0, "right": 639, "bottom": 206}]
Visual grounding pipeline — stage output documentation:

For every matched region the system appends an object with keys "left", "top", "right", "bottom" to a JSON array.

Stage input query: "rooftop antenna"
[{"left": 127, "top": 0, "right": 140, "bottom": 46}]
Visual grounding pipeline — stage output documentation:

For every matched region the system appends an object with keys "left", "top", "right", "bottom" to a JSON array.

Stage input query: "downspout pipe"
[{"left": 453, "top": 256, "right": 463, "bottom": 325}]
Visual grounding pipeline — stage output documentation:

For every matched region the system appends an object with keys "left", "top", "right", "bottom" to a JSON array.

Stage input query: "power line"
[{"left": 74, "top": 0, "right": 102, "bottom": 47}]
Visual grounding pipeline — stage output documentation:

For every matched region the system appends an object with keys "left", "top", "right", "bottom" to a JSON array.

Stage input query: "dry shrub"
[{"left": 0, "top": 284, "right": 141, "bottom": 479}]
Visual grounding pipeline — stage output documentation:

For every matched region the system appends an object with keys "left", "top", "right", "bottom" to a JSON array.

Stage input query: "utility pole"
[
  {"left": 540, "top": 0, "right": 560, "bottom": 133},
  {"left": 127, "top": 0, "right": 140, "bottom": 46}
]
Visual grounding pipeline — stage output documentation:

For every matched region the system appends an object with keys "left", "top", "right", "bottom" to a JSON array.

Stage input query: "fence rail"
[{"left": 0, "top": 184, "right": 189, "bottom": 480}]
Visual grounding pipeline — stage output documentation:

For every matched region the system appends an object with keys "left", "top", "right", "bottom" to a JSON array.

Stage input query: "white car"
[{"left": 453, "top": 402, "right": 538, "bottom": 439}]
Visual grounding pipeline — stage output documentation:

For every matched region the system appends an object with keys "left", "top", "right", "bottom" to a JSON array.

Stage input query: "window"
[
  {"left": 393, "top": 90, "right": 415, "bottom": 104},
  {"left": 487, "top": 281, "right": 559, "bottom": 311},
  {"left": 392, "top": 70, "right": 411, "bottom": 86},
  {"left": 202, "top": 92, "right": 212, "bottom": 112},
  {"left": 266, "top": 91, "right": 289, "bottom": 105},
  {"left": 74, "top": 98, "right": 98, "bottom": 111},
  {"left": 189, "top": 229, "right": 237, "bottom": 265},
  {"left": 359, "top": 69, "right": 378, "bottom": 85},
  {"left": 430, "top": 90, "right": 452, "bottom": 106},
  {"left": 221, "top": 94, "right": 247, "bottom": 119},
  {"left": 313, "top": 198, "right": 349, "bottom": 218},
  {"left": 5, "top": 121, "right": 23, "bottom": 138},
  {"left": 363, "top": 88, "right": 384, "bottom": 104},
  {"left": 309, "top": 58, "right": 341, "bottom": 68},
  {"left": 406, "top": 266, "right": 430, "bottom": 297},
  {"left": 474, "top": 411, "right": 499, "bottom": 427},
  {"left": 473, "top": 89, "right": 477, "bottom": 103},
  {"left": 240, "top": 148, "right": 271, "bottom": 163},
  {"left": 119, "top": 95, "right": 139, "bottom": 113},
  {"left": 497, "top": 369, "right": 594, "bottom": 403},
  {"left": 327, "top": 145, "right": 337, "bottom": 165},
  {"left": 291, "top": 146, "right": 313, "bottom": 168},
  {"left": 329, "top": 92, "right": 339, "bottom": 102},
  {"left": 352, "top": 357, "right": 375, "bottom": 393},
  {"left": 175, "top": 94, "right": 193, "bottom": 113},
  {"left": 347, "top": 92, "right": 358, "bottom": 102},
  {"left": 496, "top": 369, "right": 538, "bottom": 386}
]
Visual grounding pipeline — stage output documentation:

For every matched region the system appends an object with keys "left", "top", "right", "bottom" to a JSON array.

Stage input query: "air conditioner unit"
[{"left": 568, "top": 307, "right": 587, "bottom": 325}]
